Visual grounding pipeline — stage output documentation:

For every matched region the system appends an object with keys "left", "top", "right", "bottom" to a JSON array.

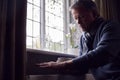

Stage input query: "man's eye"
[{"left": 78, "top": 15, "right": 85, "bottom": 19}]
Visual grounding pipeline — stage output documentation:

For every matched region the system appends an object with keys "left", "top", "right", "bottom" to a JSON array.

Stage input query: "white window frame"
[{"left": 26, "top": 0, "right": 71, "bottom": 53}]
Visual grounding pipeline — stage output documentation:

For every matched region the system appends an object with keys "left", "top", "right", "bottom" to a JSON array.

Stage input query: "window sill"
[{"left": 27, "top": 48, "right": 77, "bottom": 57}]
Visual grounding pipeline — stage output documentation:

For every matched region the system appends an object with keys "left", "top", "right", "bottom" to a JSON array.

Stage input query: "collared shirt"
[{"left": 79, "top": 17, "right": 105, "bottom": 56}]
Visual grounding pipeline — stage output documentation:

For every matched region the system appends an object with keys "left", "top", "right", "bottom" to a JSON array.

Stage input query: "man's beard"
[{"left": 79, "top": 24, "right": 89, "bottom": 32}]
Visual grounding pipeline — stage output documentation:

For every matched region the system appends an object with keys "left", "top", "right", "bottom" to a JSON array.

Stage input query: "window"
[{"left": 26, "top": 0, "right": 69, "bottom": 53}]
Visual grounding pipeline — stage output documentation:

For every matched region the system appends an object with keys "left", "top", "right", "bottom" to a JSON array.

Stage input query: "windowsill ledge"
[{"left": 27, "top": 48, "right": 77, "bottom": 57}]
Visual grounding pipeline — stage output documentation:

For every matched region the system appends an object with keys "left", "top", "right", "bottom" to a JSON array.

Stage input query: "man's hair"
[{"left": 70, "top": 0, "right": 99, "bottom": 17}]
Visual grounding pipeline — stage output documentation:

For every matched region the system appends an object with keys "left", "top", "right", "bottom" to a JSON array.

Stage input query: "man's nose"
[{"left": 76, "top": 19, "right": 81, "bottom": 24}]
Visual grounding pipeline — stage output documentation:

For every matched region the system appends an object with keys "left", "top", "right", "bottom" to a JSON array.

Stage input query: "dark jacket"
[{"left": 72, "top": 18, "right": 120, "bottom": 80}]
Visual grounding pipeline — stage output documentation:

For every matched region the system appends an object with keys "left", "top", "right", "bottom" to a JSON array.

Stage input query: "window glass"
[
  {"left": 26, "top": 0, "right": 66, "bottom": 53},
  {"left": 26, "top": 19, "right": 32, "bottom": 36}
]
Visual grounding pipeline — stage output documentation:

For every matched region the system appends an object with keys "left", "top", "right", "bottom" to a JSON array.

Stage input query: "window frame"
[{"left": 26, "top": 0, "right": 71, "bottom": 53}]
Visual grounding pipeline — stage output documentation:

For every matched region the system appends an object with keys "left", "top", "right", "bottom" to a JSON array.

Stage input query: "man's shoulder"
[{"left": 98, "top": 20, "right": 120, "bottom": 32}]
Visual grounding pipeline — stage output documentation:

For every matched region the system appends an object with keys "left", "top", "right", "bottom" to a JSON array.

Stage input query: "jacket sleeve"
[{"left": 72, "top": 21, "right": 120, "bottom": 69}]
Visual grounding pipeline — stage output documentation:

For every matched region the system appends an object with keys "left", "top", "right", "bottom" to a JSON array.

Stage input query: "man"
[{"left": 37, "top": 0, "right": 120, "bottom": 79}]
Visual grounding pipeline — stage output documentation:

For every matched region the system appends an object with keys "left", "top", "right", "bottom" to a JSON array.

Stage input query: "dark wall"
[{"left": 26, "top": 49, "right": 76, "bottom": 75}]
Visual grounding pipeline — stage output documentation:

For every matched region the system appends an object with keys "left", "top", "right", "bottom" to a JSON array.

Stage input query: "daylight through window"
[{"left": 26, "top": 0, "right": 68, "bottom": 53}]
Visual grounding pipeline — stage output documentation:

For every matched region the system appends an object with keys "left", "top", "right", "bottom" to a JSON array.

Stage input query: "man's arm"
[{"left": 72, "top": 21, "right": 120, "bottom": 68}]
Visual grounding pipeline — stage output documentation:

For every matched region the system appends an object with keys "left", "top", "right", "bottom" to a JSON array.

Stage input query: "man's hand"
[{"left": 36, "top": 60, "right": 73, "bottom": 69}]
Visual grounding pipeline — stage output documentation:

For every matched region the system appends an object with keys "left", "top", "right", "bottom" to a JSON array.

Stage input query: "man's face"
[{"left": 71, "top": 8, "right": 95, "bottom": 31}]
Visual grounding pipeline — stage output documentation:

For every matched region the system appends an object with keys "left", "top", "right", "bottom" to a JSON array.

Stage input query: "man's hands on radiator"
[{"left": 36, "top": 60, "right": 73, "bottom": 69}]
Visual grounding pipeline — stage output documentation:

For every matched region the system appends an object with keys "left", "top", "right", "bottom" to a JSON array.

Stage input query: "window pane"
[
  {"left": 27, "top": 37, "right": 33, "bottom": 48},
  {"left": 54, "top": 17, "right": 63, "bottom": 31},
  {"left": 61, "top": 44, "right": 64, "bottom": 52},
  {"left": 33, "top": 0, "right": 40, "bottom": 6},
  {"left": 45, "top": 0, "right": 50, "bottom": 12},
  {"left": 54, "top": 3, "right": 63, "bottom": 16},
  {"left": 45, "top": 12, "right": 55, "bottom": 27},
  {"left": 27, "top": 3, "right": 33, "bottom": 19},
  {"left": 47, "top": 27, "right": 63, "bottom": 42},
  {"left": 27, "top": 19, "right": 32, "bottom": 36},
  {"left": 26, "top": 0, "right": 66, "bottom": 53},
  {"left": 33, "top": 21, "right": 40, "bottom": 37},
  {"left": 45, "top": 0, "right": 65, "bottom": 52},
  {"left": 54, "top": 43, "right": 61, "bottom": 52},
  {"left": 45, "top": 1, "right": 63, "bottom": 16},
  {"left": 49, "top": 41, "right": 55, "bottom": 51},
  {"left": 45, "top": 0, "right": 54, "bottom": 12},
  {"left": 33, "top": 6, "right": 40, "bottom": 22},
  {"left": 27, "top": 0, "right": 32, "bottom": 3},
  {"left": 45, "top": 12, "right": 49, "bottom": 26},
  {"left": 45, "top": 41, "right": 64, "bottom": 53},
  {"left": 45, "top": 40, "right": 54, "bottom": 51},
  {"left": 33, "top": 37, "right": 40, "bottom": 49},
  {"left": 56, "top": 0, "right": 63, "bottom": 5},
  {"left": 45, "top": 26, "right": 50, "bottom": 41}
]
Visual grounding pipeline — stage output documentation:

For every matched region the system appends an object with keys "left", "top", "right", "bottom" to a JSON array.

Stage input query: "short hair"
[{"left": 70, "top": 0, "right": 99, "bottom": 17}]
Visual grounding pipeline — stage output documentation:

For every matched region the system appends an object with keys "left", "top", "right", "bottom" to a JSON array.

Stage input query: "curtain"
[
  {"left": 0, "top": 0, "right": 27, "bottom": 80},
  {"left": 95, "top": 0, "right": 120, "bottom": 22}
]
